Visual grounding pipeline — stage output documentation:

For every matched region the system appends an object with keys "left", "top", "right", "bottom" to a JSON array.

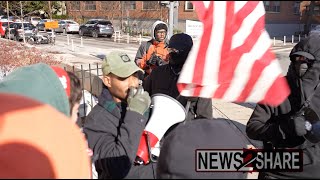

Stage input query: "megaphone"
[
  {"left": 303, "top": 107, "right": 320, "bottom": 143},
  {"left": 135, "top": 93, "right": 186, "bottom": 164}
]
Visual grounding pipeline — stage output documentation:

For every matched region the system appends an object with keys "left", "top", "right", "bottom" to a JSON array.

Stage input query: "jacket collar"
[{"left": 98, "top": 86, "right": 127, "bottom": 119}]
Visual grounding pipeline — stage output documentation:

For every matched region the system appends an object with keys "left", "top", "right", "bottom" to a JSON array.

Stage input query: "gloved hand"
[
  {"left": 279, "top": 112, "right": 307, "bottom": 137},
  {"left": 127, "top": 85, "right": 151, "bottom": 115}
]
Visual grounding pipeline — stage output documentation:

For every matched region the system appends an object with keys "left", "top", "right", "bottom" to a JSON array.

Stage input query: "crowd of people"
[{"left": 1, "top": 19, "right": 320, "bottom": 179}]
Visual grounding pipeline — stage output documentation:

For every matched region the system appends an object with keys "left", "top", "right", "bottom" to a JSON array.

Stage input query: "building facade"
[
  {"left": 65, "top": 1, "right": 309, "bottom": 37},
  {"left": 66, "top": 1, "right": 198, "bottom": 34}
]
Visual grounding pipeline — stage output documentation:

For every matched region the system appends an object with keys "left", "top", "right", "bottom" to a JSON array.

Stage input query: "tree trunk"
[{"left": 305, "top": 1, "right": 316, "bottom": 34}]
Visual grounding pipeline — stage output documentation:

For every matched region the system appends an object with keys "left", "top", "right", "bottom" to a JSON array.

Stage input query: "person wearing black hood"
[
  {"left": 246, "top": 34, "right": 320, "bottom": 179},
  {"left": 143, "top": 33, "right": 213, "bottom": 121}
]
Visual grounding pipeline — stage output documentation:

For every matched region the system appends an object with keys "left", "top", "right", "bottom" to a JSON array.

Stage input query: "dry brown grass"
[{"left": 0, "top": 40, "right": 62, "bottom": 77}]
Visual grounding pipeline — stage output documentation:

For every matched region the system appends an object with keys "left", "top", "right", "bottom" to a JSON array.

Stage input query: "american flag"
[{"left": 177, "top": 1, "right": 290, "bottom": 106}]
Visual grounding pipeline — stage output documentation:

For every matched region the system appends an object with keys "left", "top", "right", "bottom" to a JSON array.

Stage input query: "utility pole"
[
  {"left": 159, "top": 1, "right": 179, "bottom": 39},
  {"left": 20, "top": 1, "right": 25, "bottom": 43},
  {"left": 168, "top": 1, "right": 174, "bottom": 39},
  {"left": 121, "top": 1, "right": 124, "bottom": 32},
  {"left": 6, "top": 1, "right": 10, "bottom": 40}
]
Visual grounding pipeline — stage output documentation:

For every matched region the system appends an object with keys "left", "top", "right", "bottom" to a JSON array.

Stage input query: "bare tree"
[{"left": 305, "top": 1, "right": 316, "bottom": 34}]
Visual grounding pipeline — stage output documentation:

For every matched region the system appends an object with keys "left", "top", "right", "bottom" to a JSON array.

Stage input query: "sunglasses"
[{"left": 290, "top": 55, "right": 316, "bottom": 64}]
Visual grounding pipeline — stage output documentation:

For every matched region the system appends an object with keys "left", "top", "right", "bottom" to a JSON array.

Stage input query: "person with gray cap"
[
  {"left": 143, "top": 33, "right": 213, "bottom": 122},
  {"left": 246, "top": 34, "right": 320, "bottom": 179},
  {"left": 83, "top": 51, "right": 157, "bottom": 179}
]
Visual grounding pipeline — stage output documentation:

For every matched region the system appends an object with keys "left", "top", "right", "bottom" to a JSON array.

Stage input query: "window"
[
  {"left": 143, "top": 1, "right": 158, "bottom": 10},
  {"left": 97, "top": 21, "right": 112, "bottom": 25},
  {"left": 126, "top": 1, "right": 136, "bottom": 10},
  {"left": 70, "top": 1, "right": 80, "bottom": 11},
  {"left": 293, "top": 1, "right": 300, "bottom": 15},
  {"left": 263, "top": 1, "right": 270, "bottom": 11},
  {"left": 86, "top": 21, "right": 96, "bottom": 25},
  {"left": 185, "top": 1, "right": 194, "bottom": 11},
  {"left": 314, "top": 5, "right": 320, "bottom": 15},
  {"left": 85, "top": 1, "right": 96, "bottom": 11},
  {"left": 263, "top": 1, "right": 280, "bottom": 13},
  {"left": 101, "top": 1, "right": 120, "bottom": 11}
]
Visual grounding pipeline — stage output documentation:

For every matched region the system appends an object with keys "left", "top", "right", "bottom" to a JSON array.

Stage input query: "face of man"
[
  {"left": 155, "top": 29, "right": 167, "bottom": 42},
  {"left": 102, "top": 72, "right": 140, "bottom": 103}
]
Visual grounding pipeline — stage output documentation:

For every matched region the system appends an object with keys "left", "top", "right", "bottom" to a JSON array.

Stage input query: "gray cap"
[{"left": 102, "top": 51, "right": 144, "bottom": 77}]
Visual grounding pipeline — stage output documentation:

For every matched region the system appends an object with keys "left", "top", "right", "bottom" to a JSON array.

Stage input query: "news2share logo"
[{"left": 196, "top": 149, "right": 303, "bottom": 172}]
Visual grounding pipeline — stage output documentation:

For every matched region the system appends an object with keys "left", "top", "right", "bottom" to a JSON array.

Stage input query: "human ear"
[{"left": 102, "top": 75, "right": 111, "bottom": 88}]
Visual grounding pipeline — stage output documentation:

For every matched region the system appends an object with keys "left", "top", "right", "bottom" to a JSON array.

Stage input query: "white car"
[
  {"left": 24, "top": 16, "right": 42, "bottom": 26},
  {"left": 55, "top": 20, "right": 80, "bottom": 34}
]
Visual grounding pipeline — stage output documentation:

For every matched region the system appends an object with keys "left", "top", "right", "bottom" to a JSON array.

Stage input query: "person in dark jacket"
[
  {"left": 83, "top": 51, "right": 157, "bottom": 179},
  {"left": 246, "top": 34, "right": 320, "bottom": 179},
  {"left": 143, "top": 33, "right": 213, "bottom": 121}
]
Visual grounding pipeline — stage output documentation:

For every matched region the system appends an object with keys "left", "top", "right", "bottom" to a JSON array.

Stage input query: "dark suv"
[{"left": 79, "top": 19, "right": 114, "bottom": 38}]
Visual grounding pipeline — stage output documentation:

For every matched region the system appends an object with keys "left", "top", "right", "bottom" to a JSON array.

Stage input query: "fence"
[{"left": 62, "top": 63, "right": 103, "bottom": 128}]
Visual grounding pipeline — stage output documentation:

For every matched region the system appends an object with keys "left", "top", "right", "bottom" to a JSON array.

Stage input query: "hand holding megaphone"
[{"left": 127, "top": 84, "right": 151, "bottom": 115}]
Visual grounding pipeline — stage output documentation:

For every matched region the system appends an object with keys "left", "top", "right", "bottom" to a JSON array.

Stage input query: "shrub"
[
  {"left": 173, "top": 28, "right": 183, "bottom": 34},
  {"left": 0, "top": 40, "right": 61, "bottom": 80},
  {"left": 143, "top": 32, "right": 151, "bottom": 36}
]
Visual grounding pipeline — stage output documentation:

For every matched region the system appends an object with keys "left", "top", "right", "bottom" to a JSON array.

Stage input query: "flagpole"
[{"left": 168, "top": 1, "right": 174, "bottom": 39}]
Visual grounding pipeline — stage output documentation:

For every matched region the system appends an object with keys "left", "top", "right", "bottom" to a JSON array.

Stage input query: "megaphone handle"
[
  {"left": 183, "top": 100, "right": 192, "bottom": 124},
  {"left": 146, "top": 131, "right": 158, "bottom": 163}
]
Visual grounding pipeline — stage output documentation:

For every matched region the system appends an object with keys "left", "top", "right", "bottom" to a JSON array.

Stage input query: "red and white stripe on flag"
[{"left": 177, "top": 1, "right": 290, "bottom": 106}]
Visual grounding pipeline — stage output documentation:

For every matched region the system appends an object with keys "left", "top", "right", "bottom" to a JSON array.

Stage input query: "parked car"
[
  {"left": 24, "top": 16, "right": 42, "bottom": 26},
  {"left": 79, "top": 19, "right": 114, "bottom": 38},
  {"left": 0, "top": 20, "right": 13, "bottom": 37},
  {"left": 309, "top": 25, "right": 320, "bottom": 36},
  {"left": 5, "top": 22, "right": 36, "bottom": 41},
  {"left": 1, "top": 16, "right": 18, "bottom": 22},
  {"left": 55, "top": 20, "right": 79, "bottom": 34},
  {"left": 36, "top": 19, "right": 54, "bottom": 31}
]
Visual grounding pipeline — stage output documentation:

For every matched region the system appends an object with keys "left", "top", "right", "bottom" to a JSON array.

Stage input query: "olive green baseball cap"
[{"left": 102, "top": 51, "right": 144, "bottom": 78}]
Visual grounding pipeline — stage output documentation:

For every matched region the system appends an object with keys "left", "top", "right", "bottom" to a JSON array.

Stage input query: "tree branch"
[{"left": 0, "top": 3, "right": 20, "bottom": 18}]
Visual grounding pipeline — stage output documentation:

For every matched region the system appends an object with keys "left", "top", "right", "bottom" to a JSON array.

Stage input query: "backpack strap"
[{"left": 300, "top": 82, "right": 320, "bottom": 110}]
